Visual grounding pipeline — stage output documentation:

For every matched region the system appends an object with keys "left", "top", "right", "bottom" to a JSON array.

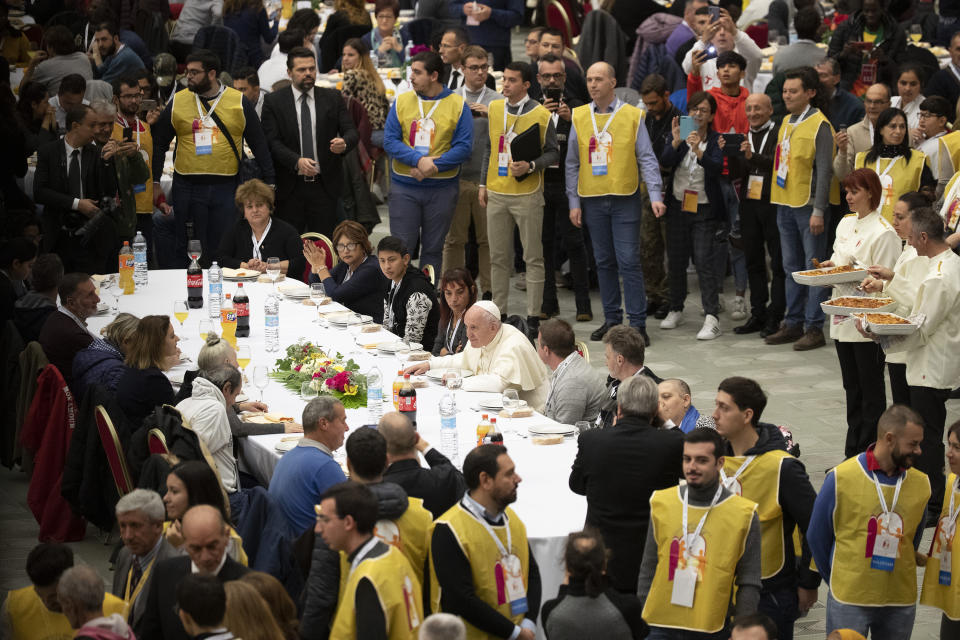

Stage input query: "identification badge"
[
  {"left": 859, "top": 61, "right": 877, "bottom": 85},
  {"left": 880, "top": 173, "right": 895, "bottom": 208},
  {"left": 941, "top": 548, "right": 953, "bottom": 586},
  {"left": 501, "top": 554, "right": 528, "bottom": 615},
  {"left": 775, "top": 140, "right": 790, "bottom": 188},
  {"left": 870, "top": 511, "right": 903, "bottom": 571},
  {"left": 682, "top": 189, "right": 699, "bottom": 213},
  {"left": 498, "top": 135, "right": 509, "bottom": 177},
  {"left": 671, "top": 564, "right": 697, "bottom": 607},
  {"left": 590, "top": 132, "right": 611, "bottom": 176},
  {"left": 133, "top": 183, "right": 146, "bottom": 194},
  {"left": 747, "top": 174, "right": 764, "bottom": 200},
  {"left": 413, "top": 118, "right": 434, "bottom": 154},
  {"left": 194, "top": 126, "right": 213, "bottom": 155}
]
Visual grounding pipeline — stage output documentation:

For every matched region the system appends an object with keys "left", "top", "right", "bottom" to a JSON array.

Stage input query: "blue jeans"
[
  {"left": 777, "top": 205, "right": 827, "bottom": 329},
  {"left": 719, "top": 179, "right": 747, "bottom": 292},
  {"left": 388, "top": 179, "right": 459, "bottom": 276},
  {"left": 152, "top": 209, "right": 178, "bottom": 269},
  {"left": 825, "top": 592, "right": 915, "bottom": 640},
  {"left": 758, "top": 585, "right": 799, "bottom": 640},
  {"left": 582, "top": 194, "right": 647, "bottom": 327},
  {"left": 647, "top": 626, "right": 728, "bottom": 639},
  {"left": 171, "top": 175, "right": 239, "bottom": 268}
]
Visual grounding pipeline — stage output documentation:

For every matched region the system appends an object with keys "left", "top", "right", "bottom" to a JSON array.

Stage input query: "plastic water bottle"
[
  {"left": 132, "top": 231, "right": 148, "bottom": 286},
  {"left": 404, "top": 39, "right": 414, "bottom": 61},
  {"left": 208, "top": 261, "right": 222, "bottom": 319},
  {"left": 439, "top": 392, "right": 459, "bottom": 464},
  {"left": 367, "top": 366, "right": 383, "bottom": 422},
  {"left": 264, "top": 293, "right": 279, "bottom": 352},
  {"left": 370, "top": 48, "right": 379, "bottom": 69}
]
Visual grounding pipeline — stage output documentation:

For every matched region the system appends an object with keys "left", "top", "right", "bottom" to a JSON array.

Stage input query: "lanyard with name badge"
[
  {"left": 869, "top": 470, "right": 904, "bottom": 571},
  {"left": 413, "top": 96, "right": 442, "bottom": 154},
  {"left": 589, "top": 99, "right": 622, "bottom": 176},
  {"left": 122, "top": 557, "right": 156, "bottom": 613},
  {"left": 462, "top": 499, "right": 528, "bottom": 615},
  {"left": 875, "top": 156, "right": 902, "bottom": 208},
  {"left": 194, "top": 87, "right": 226, "bottom": 155},
  {"left": 719, "top": 455, "right": 755, "bottom": 495},
  {"left": 746, "top": 123, "right": 773, "bottom": 199},
  {"left": 672, "top": 483, "right": 724, "bottom": 608},
  {"left": 499, "top": 97, "right": 529, "bottom": 176},
  {"left": 349, "top": 536, "right": 380, "bottom": 575},
  {"left": 775, "top": 104, "right": 810, "bottom": 188}
]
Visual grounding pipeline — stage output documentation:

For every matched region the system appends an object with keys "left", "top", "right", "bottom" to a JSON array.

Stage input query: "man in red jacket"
[{"left": 687, "top": 49, "right": 749, "bottom": 134}]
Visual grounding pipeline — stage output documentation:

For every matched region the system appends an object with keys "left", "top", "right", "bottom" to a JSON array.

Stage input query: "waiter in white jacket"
[{"left": 857, "top": 205, "right": 960, "bottom": 525}]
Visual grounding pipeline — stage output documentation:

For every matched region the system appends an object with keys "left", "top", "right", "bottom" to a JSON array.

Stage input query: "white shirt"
[
  {"left": 191, "top": 549, "right": 229, "bottom": 576},
  {"left": 883, "top": 245, "right": 928, "bottom": 365},
  {"left": 291, "top": 85, "right": 318, "bottom": 160},
  {"left": 682, "top": 30, "right": 763, "bottom": 91},
  {"left": 63, "top": 137, "right": 83, "bottom": 209},
  {"left": 891, "top": 94, "right": 923, "bottom": 131},
  {"left": 447, "top": 64, "right": 465, "bottom": 89},
  {"left": 252, "top": 88, "right": 268, "bottom": 119},
  {"left": 672, "top": 142, "right": 709, "bottom": 204}
]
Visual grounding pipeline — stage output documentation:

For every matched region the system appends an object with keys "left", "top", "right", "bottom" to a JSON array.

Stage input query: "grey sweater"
[
  {"left": 786, "top": 107, "right": 834, "bottom": 217},
  {"left": 636, "top": 480, "right": 762, "bottom": 620},
  {"left": 456, "top": 85, "right": 502, "bottom": 182}
]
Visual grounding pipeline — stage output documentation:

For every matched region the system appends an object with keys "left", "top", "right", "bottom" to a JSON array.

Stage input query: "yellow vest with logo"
[
  {"left": 484, "top": 100, "right": 551, "bottom": 195},
  {"left": 391, "top": 91, "right": 465, "bottom": 179},
  {"left": 330, "top": 544, "right": 423, "bottom": 640},
  {"left": 854, "top": 150, "right": 927, "bottom": 223},
  {"left": 941, "top": 130, "right": 960, "bottom": 176},
  {"left": 112, "top": 120, "right": 154, "bottom": 214},
  {"left": 5, "top": 587, "right": 127, "bottom": 640},
  {"left": 572, "top": 102, "right": 642, "bottom": 198},
  {"left": 943, "top": 171, "right": 960, "bottom": 234},
  {"left": 171, "top": 87, "right": 245, "bottom": 177},
  {"left": 829, "top": 456, "right": 930, "bottom": 606},
  {"left": 769, "top": 110, "right": 841, "bottom": 208},
  {"left": 641, "top": 486, "right": 757, "bottom": 633},
  {"left": 724, "top": 450, "right": 794, "bottom": 580},
  {"left": 921, "top": 473, "right": 960, "bottom": 619},
  {"left": 428, "top": 503, "right": 530, "bottom": 640}
]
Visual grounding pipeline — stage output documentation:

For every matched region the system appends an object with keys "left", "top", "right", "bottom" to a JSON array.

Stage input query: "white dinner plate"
[
  {"left": 278, "top": 282, "right": 311, "bottom": 297},
  {"left": 222, "top": 268, "right": 261, "bottom": 281},
  {"left": 376, "top": 341, "right": 406, "bottom": 353},
  {"left": 275, "top": 440, "right": 299, "bottom": 453},
  {"left": 528, "top": 424, "right": 576, "bottom": 436}
]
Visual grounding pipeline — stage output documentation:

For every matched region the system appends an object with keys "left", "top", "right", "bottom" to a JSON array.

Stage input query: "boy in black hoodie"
[{"left": 378, "top": 236, "right": 440, "bottom": 349}]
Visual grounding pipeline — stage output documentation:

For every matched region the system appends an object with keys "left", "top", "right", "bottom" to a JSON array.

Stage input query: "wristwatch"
[{"left": 528, "top": 161, "right": 536, "bottom": 174}]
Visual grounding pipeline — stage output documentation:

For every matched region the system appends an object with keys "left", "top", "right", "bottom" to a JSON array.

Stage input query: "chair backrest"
[
  {"left": 148, "top": 428, "right": 170, "bottom": 455},
  {"left": 544, "top": 0, "right": 575, "bottom": 47},
  {"left": 300, "top": 233, "right": 339, "bottom": 282},
  {"left": 95, "top": 405, "right": 134, "bottom": 497},
  {"left": 575, "top": 340, "right": 589, "bottom": 362}
]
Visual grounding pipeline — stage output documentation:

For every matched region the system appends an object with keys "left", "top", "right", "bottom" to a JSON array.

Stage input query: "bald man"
[
  {"left": 833, "top": 83, "right": 890, "bottom": 181},
  {"left": 565, "top": 62, "right": 664, "bottom": 345},
  {"left": 135, "top": 505, "right": 248, "bottom": 640},
  {"left": 736, "top": 93, "right": 785, "bottom": 338},
  {"left": 406, "top": 301, "right": 550, "bottom": 411},
  {"left": 381, "top": 412, "right": 467, "bottom": 518}
]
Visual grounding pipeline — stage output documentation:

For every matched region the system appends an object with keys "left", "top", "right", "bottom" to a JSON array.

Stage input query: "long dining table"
[{"left": 87, "top": 268, "right": 587, "bottom": 636}]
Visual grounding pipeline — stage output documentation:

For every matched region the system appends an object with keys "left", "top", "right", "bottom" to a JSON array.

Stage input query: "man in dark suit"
[
  {"left": 439, "top": 27, "right": 496, "bottom": 91},
  {"left": 596, "top": 325, "right": 662, "bottom": 429},
  {"left": 111, "top": 489, "right": 179, "bottom": 629},
  {"left": 34, "top": 104, "right": 114, "bottom": 274},
  {"left": 379, "top": 411, "right": 466, "bottom": 518},
  {"left": 37, "top": 272, "right": 98, "bottom": 391},
  {"left": 569, "top": 375, "right": 684, "bottom": 593},
  {"left": 262, "top": 46, "right": 359, "bottom": 237},
  {"left": 527, "top": 28, "right": 589, "bottom": 105},
  {"left": 135, "top": 505, "right": 249, "bottom": 640}
]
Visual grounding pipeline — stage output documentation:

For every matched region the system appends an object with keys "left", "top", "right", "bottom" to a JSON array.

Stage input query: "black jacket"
[
  {"left": 115, "top": 365, "right": 174, "bottom": 432},
  {"left": 597, "top": 367, "right": 662, "bottom": 430},
  {"left": 33, "top": 137, "right": 104, "bottom": 233},
  {"left": 737, "top": 120, "right": 782, "bottom": 204},
  {"left": 385, "top": 265, "right": 439, "bottom": 349},
  {"left": 543, "top": 93, "right": 584, "bottom": 188},
  {"left": 569, "top": 414, "right": 684, "bottom": 593},
  {"left": 262, "top": 85, "right": 359, "bottom": 202},
  {"left": 660, "top": 129, "right": 727, "bottom": 221},
  {"left": 826, "top": 9, "right": 907, "bottom": 90},
  {"left": 135, "top": 555, "right": 249, "bottom": 640},
  {"left": 383, "top": 448, "right": 467, "bottom": 518},
  {"left": 216, "top": 216, "right": 305, "bottom": 278},
  {"left": 722, "top": 422, "right": 821, "bottom": 592},
  {"left": 309, "top": 254, "right": 389, "bottom": 322}
]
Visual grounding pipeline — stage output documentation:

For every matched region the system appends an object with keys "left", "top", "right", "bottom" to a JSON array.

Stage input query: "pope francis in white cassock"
[{"left": 407, "top": 301, "right": 551, "bottom": 411}]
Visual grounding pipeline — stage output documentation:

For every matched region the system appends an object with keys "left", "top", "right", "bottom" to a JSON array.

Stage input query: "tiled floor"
[{"left": 0, "top": 28, "right": 953, "bottom": 638}]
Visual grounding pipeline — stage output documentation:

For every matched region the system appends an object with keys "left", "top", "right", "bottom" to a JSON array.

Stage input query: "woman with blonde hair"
[
  {"left": 340, "top": 37, "right": 390, "bottom": 129},
  {"left": 223, "top": 0, "right": 278, "bottom": 67},
  {"left": 223, "top": 580, "right": 286, "bottom": 640},
  {"left": 115, "top": 315, "right": 179, "bottom": 429},
  {"left": 240, "top": 572, "right": 299, "bottom": 640},
  {"left": 73, "top": 312, "right": 140, "bottom": 398}
]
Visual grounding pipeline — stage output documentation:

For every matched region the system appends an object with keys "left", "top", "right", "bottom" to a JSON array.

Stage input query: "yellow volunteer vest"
[
  {"left": 921, "top": 473, "right": 960, "bottom": 619},
  {"left": 641, "top": 486, "right": 757, "bottom": 633},
  {"left": 769, "top": 110, "right": 841, "bottom": 208},
  {"left": 171, "top": 87, "right": 245, "bottom": 177},
  {"left": 829, "top": 456, "right": 930, "bottom": 606},
  {"left": 428, "top": 503, "right": 530, "bottom": 640},
  {"left": 941, "top": 171, "right": 960, "bottom": 234},
  {"left": 572, "top": 102, "right": 642, "bottom": 198},
  {"left": 941, "top": 131, "right": 960, "bottom": 176},
  {"left": 724, "top": 450, "right": 794, "bottom": 579},
  {"left": 391, "top": 91, "right": 465, "bottom": 179},
  {"left": 5, "top": 587, "right": 127, "bottom": 640},
  {"left": 484, "top": 100, "right": 551, "bottom": 195},
  {"left": 854, "top": 151, "right": 927, "bottom": 223},
  {"left": 330, "top": 544, "right": 423, "bottom": 640},
  {"left": 112, "top": 119, "right": 154, "bottom": 214}
]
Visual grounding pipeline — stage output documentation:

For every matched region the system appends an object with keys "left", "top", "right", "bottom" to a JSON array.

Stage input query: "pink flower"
[
  {"left": 312, "top": 372, "right": 322, "bottom": 378},
  {"left": 318, "top": 367, "right": 326, "bottom": 374},
  {"left": 294, "top": 364, "right": 302, "bottom": 372},
  {"left": 325, "top": 378, "right": 336, "bottom": 388}
]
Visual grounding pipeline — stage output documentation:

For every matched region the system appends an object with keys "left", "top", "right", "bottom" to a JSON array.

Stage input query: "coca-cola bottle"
[
  {"left": 187, "top": 256, "right": 203, "bottom": 308},
  {"left": 234, "top": 283, "right": 250, "bottom": 337}
]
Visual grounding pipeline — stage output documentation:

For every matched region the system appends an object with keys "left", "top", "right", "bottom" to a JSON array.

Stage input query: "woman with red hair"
[{"left": 819, "top": 167, "right": 901, "bottom": 458}]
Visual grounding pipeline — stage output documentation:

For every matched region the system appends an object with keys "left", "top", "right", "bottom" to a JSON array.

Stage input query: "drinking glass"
[
  {"left": 253, "top": 365, "right": 269, "bottom": 402},
  {"left": 199, "top": 319, "right": 213, "bottom": 342},
  {"left": 442, "top": 369, "right": 462, "bottom": 390},
  {"left": 311, "top": 283, "right": 326, "bottom": 322},
  {"left": 187, "top": 239, "right": 202, "bottom": 263},
  {"left": 909, "top": 24, "right": 923, "bottom": 43},
  {"left": 173, "top": 301, "right": 189, "bottom": 340},
  {"left": 266, "top": 257, "right": 281, "bottom": 290},
  {"left": 237, "top": 344, "right": 251, "bottom": 377},
  {"left": 301, "top": 381, "right": 318, "bottom": 400},
  {"left": 501, "top": 388, "right": 519, "bottom": 433}
]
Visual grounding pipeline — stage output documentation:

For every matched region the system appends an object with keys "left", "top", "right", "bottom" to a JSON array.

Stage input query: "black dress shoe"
[
  {"left": 734, "top": 315, "right": 765, "bottom": 335},
  {"left": 590, "top": 322, "right": 616, "bottom": 341},
  {"left": 654, "top": 301, "right": 671, "bottom": 320},
  {"left": 638, "top": 328, "right": 651, "bottom": 347},
  {"left": 760, "top": 318, "right": 781, "bottom": 339}
]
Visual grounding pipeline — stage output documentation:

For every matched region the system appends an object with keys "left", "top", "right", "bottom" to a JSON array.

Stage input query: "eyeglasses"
[
  {"left": 919, "top": 111, "right": 942, "bottom": 119},
  {"left": 336, "top": 242, "right": 360, "bottom": 251},
  {"left": 539, "top": 72, "right": 564, "bottom": 81},
  {"left": 689, "top": 106, "right": 711, "bottom": 114},
  {"left": 185, "top": 68, "right": 206, "bottom": 76},
  {"left": 465, "top": 64, "right": 489, "bottom": 72}
]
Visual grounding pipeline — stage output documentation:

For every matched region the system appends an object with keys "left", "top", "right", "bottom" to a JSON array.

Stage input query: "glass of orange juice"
[
  {"left": 174, "top": 301, "right": 189, "bottom": 341},
  {"left": 237, "top": 344, "right": 251, "bottom": 377}
]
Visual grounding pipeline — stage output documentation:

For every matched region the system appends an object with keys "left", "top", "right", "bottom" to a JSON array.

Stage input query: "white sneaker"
[
  {"left": 660, "top": 310, "right": 684, "bottom": 329},
  {"left": 697, "top": 314, "right": 721, "bottom": 340},
  {"left": 731, "top": 295, "right": 748, "bottom": 321}
]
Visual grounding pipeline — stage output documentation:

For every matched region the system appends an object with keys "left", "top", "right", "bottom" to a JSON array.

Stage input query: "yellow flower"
[
  {"left": 344, "top": 384, "right": 358, "bottom": 396},
  {"left": 334, "top": 365, "right": 345, "bottom": 372}
]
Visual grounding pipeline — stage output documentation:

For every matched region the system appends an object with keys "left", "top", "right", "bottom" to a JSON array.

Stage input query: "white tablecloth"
[{"left": 86, "top": 269, "right": 585, "bottom": 634}]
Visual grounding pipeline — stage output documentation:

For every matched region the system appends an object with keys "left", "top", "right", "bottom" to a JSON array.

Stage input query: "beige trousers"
[
  {"left": 441, "top": 179, "right": 491, "bottom": 293},
  {"left": 486, "top": 190, "right": 545, "bottom": 318}
]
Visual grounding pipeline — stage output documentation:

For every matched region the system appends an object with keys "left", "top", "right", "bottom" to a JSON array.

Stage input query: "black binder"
[{"left": 509, "top": 123, "right": 541, "bottom": 182}]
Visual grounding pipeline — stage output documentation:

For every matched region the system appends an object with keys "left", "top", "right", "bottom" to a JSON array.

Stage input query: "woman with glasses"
[
  {"left": 362, "top": 0, "right": 406, "bottom": 68},
  {"left": 853, "top": 107, "right": 936, "bottom": 222},
  {"left": 303, "top": 220, "right": 389, "bottom": 321}
]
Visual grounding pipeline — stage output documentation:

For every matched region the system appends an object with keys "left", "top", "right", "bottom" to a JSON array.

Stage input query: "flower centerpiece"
[{"left": 270, "top": 339, "right": 367, "bottom": 408}]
